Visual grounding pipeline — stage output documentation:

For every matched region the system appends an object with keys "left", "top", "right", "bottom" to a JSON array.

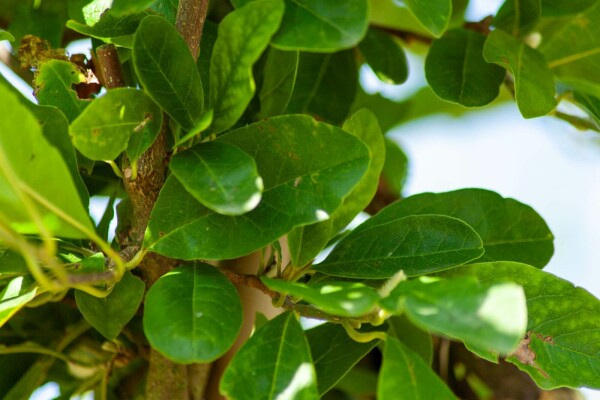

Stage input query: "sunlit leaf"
[{"left": 0, "top": 277, "right": 38, "bottom": 328}]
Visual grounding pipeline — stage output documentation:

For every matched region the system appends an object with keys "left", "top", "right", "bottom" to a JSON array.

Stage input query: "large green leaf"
[
  {"left": 169, "top": 142, "right": 263, "bottom": 216},
  {"left": 221, "top": 312, "right": 319, "bottom": 399},
  {"left": 285, "top": 50, "right": 358, "bottom": 125},
  {"left": 360, "top": 189, "right": 554, "bottom": 268},
  {"left": 359, "top": 28, "right": 408, "bottom": 85},
  {"left": 69, "top": 88, "right": 163, "bottom": 161},
  {"left": 381, "top": 276, "right": 527, "bottom": 354},
  {"left": 403, "top": 0, "right": 452, "bottom": 37},
  {"left": 445, "top": 262, "right": 600, "bottom": 389},
  {"left": 483, "top": 29, "right": 557, "bottom": 118},
  {"left": 75, "top": 271, "right": 144, "bottom": 340},
  {"left": 259, "top": 47, "right": 299, "bottom": 118},
  {"left": 145, "top": 115, "right": 370, "bottom": 260},
  {"left": 133, "top": 15, "right": 203, "bottom": 131},
  {"left": 307, "top": 323, "right": 379, "bottom": 394},
  {"left": 66, "top": 11, "right": 148, "bottom": 48},
  {"left": 0, "top": 277, "right": 38, "bottom": 328},
  {"left": 210, "top": 0, "right": 284, "bottom": 133},
  {"left": 378, "top": 337, "right": 457, "bottom": 399},
  {"left": 262, "top": 277, "right": 380, "bottom": 317},
  {"left": 0, "top": 83, "right": 94, "bottom": 238},
  {"left": 426, "top": 28, "right": 506, "bottom": 107},
  {"left": 34, "top": 60, "right": 89, "bottom": 123},
  {"left": 143, "top": 263, "right": 242, "bottom": 363},
  {"left": 494, "top": 0, "right": 541, "bottom": 37},
  {"left": 313, "top": 215, "right": 484, "bottom": 279}
]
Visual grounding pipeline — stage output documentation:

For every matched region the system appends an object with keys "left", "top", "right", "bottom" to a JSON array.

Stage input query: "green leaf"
[
  {"left": 426, "top": 28, "right": 506, "bottom": 107},
  {"left": 285, "top": 50, "right": 358, "bottom": 124},
  {"left": 0, "top": 277, "right": 38, "bottom": 328},
  {"left": 259, "top": 47, "right": 299, "bottom": 118},
  {"left": 66, "top": 11, "right": 148, "bottom": 48},
  {"left": 483, "top": 29, "right": 557, "bottom": 118},
  {"left": 34, "top": 60, "right": 89, "bottom": 122},
  {"left": 69, "top": 88, "right": 163, "bottom": 161},
  {"left": 145, "top": 115, "right": 370, "bottom": 260},
  {"left": 494, "top": 0, "right": 541, "bottom": 37},
  {"left": 287, "top": 220, "right": 333, "bottom": 268},
  {"left": 210, "top": 0, "right": 284, "bottom": 133},
  {"left": 359, "top": 28, "right": 408, "bottom": 84},
  {"left": 150, "top": 0, "right": 178, "bottom": 24},
  {"left": 573, "top": 91, "right": 600, "bottom": 128},
  {"left": 172, "top": 110, "right": 214, "bottom": 148},
  {"left": 363, "top": 188, "right": 554, "bottom": 268},
  {"left": 381, "top": 138, "right": 408, "bottom": 194},
  {"left": 110, "top": 0, "right": 155, "bottom": 15},
  {"left": 445, "top": 261, "right": 600, "bottom": 389},
  {"left": 75, "top": 271, "right": 144, "bottom": 340},
  {"left": 143, "top": 263, "right": 242, "bottom": 363},
  {"left": 221, "top": 312, "right": 319, "bottom": 399},
  {"left": 378, "top": 337, "right": 457, "bottom": 400},
  {"left": 306, "top": 323, "right": 379, "bottom": 394},
  {"left": 197, "top": 21, "right": 218, "bottom": 106},
  {"left": 381, "top": 276, "right": 527, "bottom": 354},
  {"left": 169, "top": 142, "right": 263, "bottom": 216},
  {"left": 0, "top": 247, "right": 28, "bottom": 276},
  {"left": 262, "top": 277, "right": 380, "bottom": 317},
  {"left": 0, "top": 29, "right": 14, "bottom": 42},
  {"left": 0, "top": 82, "right": 94, "bottom": 238},
  {"left": 541, "top": 0, "right": 596, "bottom": 16},
  {"left": 404, "top": 0, "right": 452, "bottom": 37},
  {"left": 314, "top": 215, "right": 484, "bottom": 279},
  {"left": 388, "top": 315, "right": 433, "bottom": 365},
  {"left": 133, "top": 15, "right": 203, "bottom": 131}
]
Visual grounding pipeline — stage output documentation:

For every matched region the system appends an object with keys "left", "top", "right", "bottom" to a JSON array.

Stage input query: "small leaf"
[
  {"left": 287, "top": 220, "right": 333, "bottom": 268},
  {"left": 173, "top": 110, "right": 213, "bottom": 148},
  {"left": 70, "top": 87, "right": 163, "bottom": 161},
  {"left": 378, "top": 337, "right": 457, "bottom": 400},
  {"left": 388, "top": 315, "right": 433, "bottom": 365},
  {"left": 221, "top": 312, "right": 319, "bottom": 399},
  {"left": 0, "top": 29, "right": 15, "bottom": 42},
  {"left": 66, "top": 11, "right": 148, "bottom": 48},
  {"left": 0, "top": 277, "right": 38, "bottom": 328},
  {"left": 262, "top": 277, "right": 380, "bottom": 317},
  {"left": 169, "top": 142, "right": 263, "bottom": 216},
  {"left": 426, "top": 28, "right": 506, "bottom": 107},
  {"left": 306, "top": 323, "right": 379, "bottom": 394},
  {"left": 381, "top": 277, "right": 527, "bottom": 354},
  {"left": 143, "top": 263, "right": 242, "bottom": 363},
  {"left": 133, "top": 15, "right": 203, "bottom": 130},
  {"left": 314, "top": 215, "right": 484, "bottom": 279},
  {"left": 494, "top": 0, "right": 541, "bottom": 37},
  {"left": 404, "top": 0, "right": 452, "bottom": 37},
  {"left": 210, "top": 0, "right": 284, "bottom": 133},
  {"left": 75, "top": 271, "right": 144, "bottom": 340},
  {"left": 483, "top": 29, "right": 557, "bottom": 118},
  {"left": 259, "top": 47, "right": 299, "bottom": 118},
  {"left": 359, "top": 28, "right": 408, "bottom": 84},
  {"left": 34, "top": 60, "right": 89, "bottom": 122}
]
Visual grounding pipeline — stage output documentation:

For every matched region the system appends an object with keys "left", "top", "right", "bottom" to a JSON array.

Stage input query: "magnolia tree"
[{"left": 0, "top": 0, "right": 599, "bottom": 399}]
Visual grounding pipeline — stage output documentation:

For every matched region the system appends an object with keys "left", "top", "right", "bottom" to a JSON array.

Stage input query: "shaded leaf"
[
  {"left": 197, "top": 21, "right": 218, "bottom": 107},
  {"left": 0, "top": 247, "right": 28, "bottom": 276},
  {"left": 573, "top": 91, "right": 600, "bottom": 128},
  {"left": 143, "top": 263, "right": 242, "bottom": 363},
  {"left": 70, "top": 87, "right": 163, "bottom": 161},
  {"left": 221, "top": 312, "right": 319, "bottom": 399},
  {"left": 404, "top": 0, "right": 452, "bottom": 37},
  {"left": 110, "top": 0, "right": 155, "bottom": 15},
  {"left": 259, "top": 47, "right": 299, "bottom": 118},
  {"left": 359, "top": 28, "right": 408, "bottom": 84},
  {"left": 133, "top": 15, "right": 203, "bottom": 130},
  {"left": 210, "top": 0, "right": 284, "bottom": 133},
  {"left": 381, "top": 138, "right": 408, "bottom": 194},
  {"left": 287, "top": 219, "right": 333, "bottom": 268},
  {"left": 169, "top": 142, "right": 263, "bottom": 216},
  {"left": 541, "top": 0, "right": 596, "bottom": 16},
  {"left": 426, "top": 28, "right": 505, "bottom": 107},
  {"left": 314, "top": 215, "right": 484, "bottom": 279},
  {"left": 150, "top": 0, "right": 178, "bottom": 24},
  {"left": 495, "top": 0, "right": 541, "bottom": 37},
  {"left": 483, "top": 29, "right": 557, "bottom": 118},
  {"left": 172, "top": 110, "right": 214, "bottom": 148},
  {"left": 0, "top": 277, "right": 38, "bottom": 328},
  {"left": 66, "top": 11, "right": 148, "bottom": 48},
  {"left": 388, "top": 315, "right": 433, "bottom": 364}
]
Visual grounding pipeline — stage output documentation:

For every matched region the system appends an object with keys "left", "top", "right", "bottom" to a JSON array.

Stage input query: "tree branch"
[
  {"left": 96, "top": 44, "right": 125, "bottom": 89},
  {"left": 176, "top": 0, "right": 210, "bottom": 61}
]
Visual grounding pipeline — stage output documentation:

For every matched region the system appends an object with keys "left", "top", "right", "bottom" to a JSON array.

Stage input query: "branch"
[
  {"left": 96, "top": 44, "right": 125, "bottom": 89},
  {"left": 176, "top": 0, "right": 210, "bottom": 61}
]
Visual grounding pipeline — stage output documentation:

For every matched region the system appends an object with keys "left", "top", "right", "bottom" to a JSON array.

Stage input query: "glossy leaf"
[
  {"left": 145, "top": 115, "right": 370, "bottom": 260},
  {"left": 359, "top": 28, "right": 408, "bottom": 84},
  {"left": 34, "top": 60, "right": 88, "bottom": 122},
  {"left": 378, "top": 337, "right": 457, "bottom": 400},
  {"left": 133, "top": 15, "right": 203, "bottom": 130},
  {"left": 494, "top": 0, "right": 541, "bottom": 37},
  {"left": 446, "top": 262, "right": 600, "bottom": 389},
  {"left": 221, "top": 312, "right": 319, "bottom": 399},
  {"left": 75, "top": 271, "right": 144, "bottom": 340},
  {"left": 169, "top": 142, "right": 263, "bottom": 216},
  {"left": 0, "top": 277, "right": 38, "bottom": 328},
  {"left": 143, "top": 263, "right": 242, "bottom": 363},
  {"left": 307, "top": 323, "right": 379, "bottom": 394},
  {"left": 0, "top": 83, "right": 94, "bottom": 238},
  {"left": 362, "top": 188, "right": 554, "bottom": 268},
  {"left": 381, "top": 277, "right": 527, "bottom": 354},
  {"left": 259, "top": 47, "right": 299, "bottom": 118},
  {"left": 69, "top": 88, "right": 163, "bottom": 161},
  {"left": 314, "top": 215, "right": 484, "bottom": 279},
  {"left": 66, "top": 11, "right": 148, "bottom": 48},
  {"left": 483, "top": 29, "right": 557, "bottom": 118},
  {"left": 285, "top": 50, "right": 358, "bottom": 124},
  {"left": 426, "top": 28, "right": 505, "bottom": 107},
  {"left": 404, "top": 0, "right": 452, "bottom": 37},
  {"left": 262, "top": 277, "right": 380, "bottom": 317},
  {"left": 210, "top": 0, "right": 283, "bottom": 133}
]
